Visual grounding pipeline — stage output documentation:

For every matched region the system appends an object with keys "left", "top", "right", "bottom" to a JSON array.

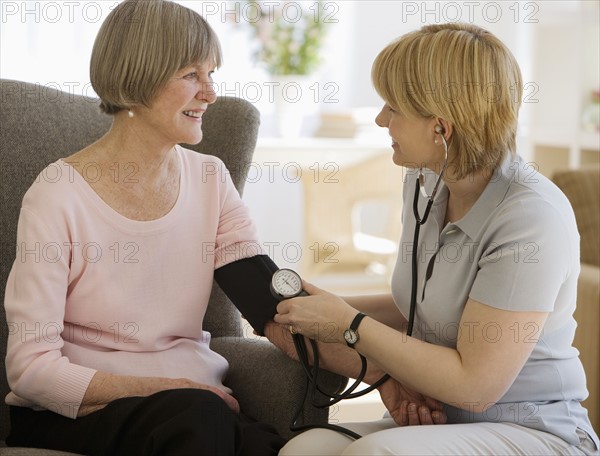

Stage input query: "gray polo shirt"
[{"left": 391, "top": 155, "right": 598, "bottom": 447}]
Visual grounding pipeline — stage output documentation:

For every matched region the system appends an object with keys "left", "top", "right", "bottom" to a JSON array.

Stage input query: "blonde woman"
[
  {"left": 3, "top": 1, "right": 285, "bottom": 454},
  {"left": 271, "top": 23, "right": 599, "bottom": 455}
]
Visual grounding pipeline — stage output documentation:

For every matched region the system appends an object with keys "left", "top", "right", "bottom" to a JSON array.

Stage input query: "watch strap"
[{"left": 346, "top": 312, "right": 367, "bottom": 348}]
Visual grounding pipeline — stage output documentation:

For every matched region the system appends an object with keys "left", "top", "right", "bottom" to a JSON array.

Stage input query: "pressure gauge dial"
[{"left": 270, "top": 268, "right": 305, "bottom": 300}]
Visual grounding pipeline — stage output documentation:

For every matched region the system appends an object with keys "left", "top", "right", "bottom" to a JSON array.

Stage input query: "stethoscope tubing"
[{"left": 409, "top": 133, "right": 449, "bottom": 333}]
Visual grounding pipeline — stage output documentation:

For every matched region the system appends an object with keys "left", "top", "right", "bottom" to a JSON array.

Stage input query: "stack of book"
[{"left": 314, "top": 108, "right": 381, "bottom": 139}]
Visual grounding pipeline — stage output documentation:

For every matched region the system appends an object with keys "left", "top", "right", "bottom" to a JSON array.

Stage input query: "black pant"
[{"left": 7, "top": 389, "right": 287, "bottom": 456}]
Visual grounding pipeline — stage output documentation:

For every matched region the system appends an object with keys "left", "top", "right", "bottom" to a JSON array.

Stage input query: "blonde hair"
[
  {"left": 91, "top": 0, "right": 222, "bottom": 114},
  {"left": 372, "top": 23, "right": 523, "bottom": 178}
]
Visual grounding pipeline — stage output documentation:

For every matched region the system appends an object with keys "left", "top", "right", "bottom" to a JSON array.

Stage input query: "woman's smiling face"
[
  {"left": 375, "top": 103, "right": 442, "bottom": 171},
  {"left": 134, "top": 61, "right": 218, "bottom": 147}
]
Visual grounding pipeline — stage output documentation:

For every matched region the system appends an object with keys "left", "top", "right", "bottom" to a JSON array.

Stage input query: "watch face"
[
  {"left": 271, "top": 269, "right": 303, "bottom": 299},
  {"left": 344, "top": 329, "right": 358, "bottom": 345}
]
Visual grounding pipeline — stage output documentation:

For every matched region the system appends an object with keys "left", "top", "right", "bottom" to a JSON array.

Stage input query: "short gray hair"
[{"left": 91, "top": 0, "right": 222, "bottom": 114}]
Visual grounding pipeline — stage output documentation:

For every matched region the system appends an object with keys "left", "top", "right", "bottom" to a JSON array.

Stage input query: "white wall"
[
  {"left": 316, "top": 1, "right": 539, "bottom": 106},
  {"left": 1, "top": 1, "right": 597, "bottom": 148}
]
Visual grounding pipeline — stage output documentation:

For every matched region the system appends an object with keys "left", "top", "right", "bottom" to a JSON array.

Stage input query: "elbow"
[
  {"left": 473, "top": 400, "right": 499, "bottom": 414},
  {"left": 473, "top": 381, "right": 511, "bottom": 413},
  {"left": 451, "top": 363, "right": 512, "bottom": 414},
  {"left": 452, "top": 381, "right": 506, "bottom": 414}
]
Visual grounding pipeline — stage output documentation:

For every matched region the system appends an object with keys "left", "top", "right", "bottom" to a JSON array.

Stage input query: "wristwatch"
[{"left": 344, "top": 312, "right": 367, "bottom": 348}]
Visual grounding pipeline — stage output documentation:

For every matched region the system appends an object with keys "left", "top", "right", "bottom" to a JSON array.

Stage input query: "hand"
[
  {"left": 168, "top": 378, "right": 240, "bottom": 414},
  {"left": 79, "top": 372, "right": 240, "bottom": 418},
  {"left": 378, "top": 377, "right": 446, "bottom": 426},
  {"left": 273, "top": 281, "right": 357, "bottom": 344},
  {"left": 264, "top": 321, "right": 299, "bottom": 359}
]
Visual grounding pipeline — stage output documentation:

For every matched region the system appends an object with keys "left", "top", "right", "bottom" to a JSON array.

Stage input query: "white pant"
[{"left": 279, "top": 419, "right": 598, "bottom": 456}]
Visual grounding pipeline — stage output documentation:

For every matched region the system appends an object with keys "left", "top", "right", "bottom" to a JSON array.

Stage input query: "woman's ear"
[{"left": 436, "top": 118, "right": 453, "bottom": 141}]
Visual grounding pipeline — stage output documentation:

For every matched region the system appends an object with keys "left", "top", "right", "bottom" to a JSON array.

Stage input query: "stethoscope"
[
  {"left": 277, "top": 126, "right": 449, "bottom": 439},
  {"left": 407, "top": 124, "right": 449, "bottom": 335}
]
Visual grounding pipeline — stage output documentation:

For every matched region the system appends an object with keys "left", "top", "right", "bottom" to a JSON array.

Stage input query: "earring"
[
  {"left": 434, "top": 139, "right": 439, "bottom": 145},
  {"left": 128, "top": 110, "right": 134, "bottom": 118}
]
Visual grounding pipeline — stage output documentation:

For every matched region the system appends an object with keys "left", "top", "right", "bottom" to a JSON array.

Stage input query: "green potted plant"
[
  {"left": 245, "top": 0, "right": 330, "bottom": 76},
  {"left": 243, "top": 1, "right": 332, "bottom": 136}
]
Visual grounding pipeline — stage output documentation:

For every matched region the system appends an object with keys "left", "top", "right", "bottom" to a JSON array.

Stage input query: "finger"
[
  {"left": 208, "top": 387, "right": 240, "bottom": 414},
  {"left": 272, "top": 313, "right": 287, "bottom": 324},
  {"left": 264, "top": 321, "right": 290, "bottom": 335},
  {"left": 221, "top": 391, "right": 240, "bottom": 414},
  {"left": 262, "top": 321, "right": 277, "bottom": 339},
  {"left": 228, "top": 396, "right": 240, "bottom": 414},
  {"left": 301, "top": 280, "right": 325, "bottom": 295},
  {"left": 407, "top": 403, "right": 420, "bottom": 426},
  {"left": 275, "top": 300, "right": 290, "bottom": 315},
  {"left": 431, "top": 410, "right": 448, "bottom": 425},
  {"left": 393, "top": 400, "right": 408, "bottom": 427},
  {"left": 273, "top": 307, "right": 295, "bottom": 326},
  {"left": 398, "top": 400, "right": 409, "bottom": 426},
  {"left": 418, "top": 406, "right": 434, "bottom": 425}
]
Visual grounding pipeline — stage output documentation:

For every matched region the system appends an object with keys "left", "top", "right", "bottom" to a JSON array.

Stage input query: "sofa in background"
[{"left": 553, "top": 165, "right": 600, "bottom": 433}]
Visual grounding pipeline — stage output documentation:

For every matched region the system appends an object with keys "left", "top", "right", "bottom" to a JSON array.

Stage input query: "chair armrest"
[
  {"left": 0, "top": 445, "right": 82, "bottom": 455},
  {"left": 574, "top": 263, "right": 600, "bottom": 431},
  {"left": 210, "top": 336, "right": 347, "bottom": 439}
]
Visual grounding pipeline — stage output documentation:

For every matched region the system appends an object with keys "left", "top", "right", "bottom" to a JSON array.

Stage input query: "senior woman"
[
  {"left": 3, "top": 1, "right": 285, "bottom": 455},
  {"left": 270, "top": 23, "right": 599, "bottom": 455}
]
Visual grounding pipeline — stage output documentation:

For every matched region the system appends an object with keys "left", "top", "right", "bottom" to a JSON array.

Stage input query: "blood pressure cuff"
[{"left": 214, "top": 255, "right": 280, "bottom": 336}]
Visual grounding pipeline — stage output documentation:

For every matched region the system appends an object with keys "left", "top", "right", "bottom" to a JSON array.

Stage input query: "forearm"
[
  {"left": 279, "top": 284, "right": 546, "bottom": 413},
  {"left": 266, "top": 293, "right": 401, "bottom": 383},
  {"left": 79, "top": 372, "right": 174, "bottom": 416},
  {"left": 79, "top": 371, "right": 226, "bottom": 417},
  {"left": 264, "top": 322, "right": 385, "bottom": 384},
  {"left": 313, "top": 341, "right": 388, "bottom": 385},
  {"left": 355, "top": 317, "right": 468, "bottom": 406},
  {"left": 355, "top": 307, "right": 543, "bottom": 413},
  {"left": 343, "top": 294, "right": 407, "bottom": 331}
]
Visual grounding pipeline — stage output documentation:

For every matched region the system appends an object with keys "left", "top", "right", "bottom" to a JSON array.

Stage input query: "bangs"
[
  {"left": 178, "top": 11, "right": 223, "bottom": 70},
  {"left": 151, "top": 4, "right": 223, "bottom": 92},
  {"left": 371, "top": 34, "right": 428, "bottom": 118},
  {"left": 372, "top": 39, "right": 404, "bottom": 112}
]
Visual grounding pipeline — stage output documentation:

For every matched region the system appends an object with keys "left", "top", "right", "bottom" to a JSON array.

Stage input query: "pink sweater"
[{"left": 4, "top": 146, "right": 261, "bottom": 418}]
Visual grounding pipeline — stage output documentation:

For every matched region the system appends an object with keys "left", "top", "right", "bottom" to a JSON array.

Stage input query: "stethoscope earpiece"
[{"left": 418, "top": 125, "right": 449, "bottom": 202}]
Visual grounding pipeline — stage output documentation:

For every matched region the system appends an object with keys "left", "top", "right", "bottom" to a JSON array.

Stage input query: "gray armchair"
[{"left": 0, "top": 79, "right": 346, "bottom": 455}]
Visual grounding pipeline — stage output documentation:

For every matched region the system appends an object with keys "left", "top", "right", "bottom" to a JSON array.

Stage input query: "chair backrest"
[
  {"left": 0, "top": 79, "right": 260, "bottom": 440},
  {"left": 553, "top": 165, "right": 600, "bottom": 267}
]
